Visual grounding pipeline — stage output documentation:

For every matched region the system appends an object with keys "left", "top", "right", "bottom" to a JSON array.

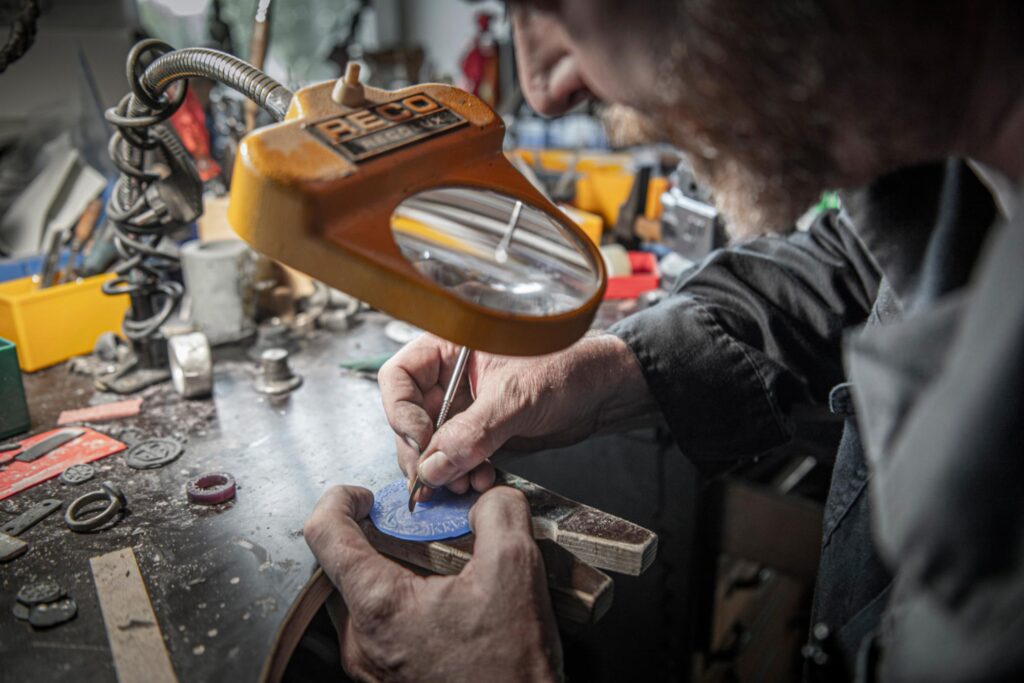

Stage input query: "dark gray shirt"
[{"left": 612, "top": 159, "right": 1021, "bottom": 681}]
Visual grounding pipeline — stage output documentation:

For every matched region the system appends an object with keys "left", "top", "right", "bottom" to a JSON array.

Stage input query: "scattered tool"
[
  {"left": 28, "top": 598, "right": 78, "bottom": 628},
  {"left": 186, "top": 472, "right": 237, "bottom": 505},
  {"left": 0, "top": 530, "right": 27, "bottom": 562},
  {"left": 59, "top": 463, "right": 96, "bottom": 486},
  {"left": 57, "top": 398, "right": 142, "bottom": 425},
  {"left": 0, "top": 427, "right": 126, "bottom": 500},
  {"left": 408, "top": 344, "right": 471, "bottom": 512},
  {"left": 339, "top": 353, "right": 395, "bottom": 375},
  {"left": 17, "top": 580, "right": 64, "bottom": 605},
  {"left": 65, "top": 482, "right": 126, "bottom": 533},
  {"left": 14, "top": 428, "right": 84, "bottom": 463},
  {"left": 91, "top": 547, "right": 179, "bottom": 683},
  {"left": 254, "top": 347, "right": 302, "bottom": 395},
  {"left": 1, "top": 498, "right": 61, "bottom": 536},
  {"left": 15, "top": 579, "right": 77, "bottom": 629},
  {"left": 124, "top": 438, "right": 184, "bottom": 470},
  {"left": 167, "top": 331, "right": 213, "bottom": 398}
]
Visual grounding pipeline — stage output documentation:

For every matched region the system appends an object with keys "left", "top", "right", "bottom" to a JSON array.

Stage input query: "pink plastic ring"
[{"left": 186, "top": 472, "right": 237, "bottom": 505}]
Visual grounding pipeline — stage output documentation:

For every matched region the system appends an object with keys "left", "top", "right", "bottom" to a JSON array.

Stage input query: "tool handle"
[{"left": 435, "top": 345, "right": 470, "bottom": 429}]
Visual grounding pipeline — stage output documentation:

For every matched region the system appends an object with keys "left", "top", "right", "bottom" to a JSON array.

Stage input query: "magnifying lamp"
[{"left": 229, "top": 65, "right": 606, "bottom": 355}]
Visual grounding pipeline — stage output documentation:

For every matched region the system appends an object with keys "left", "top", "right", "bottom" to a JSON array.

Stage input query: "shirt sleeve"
[{"left": 610, "top": 209, "right": 880, "bottom": 465}]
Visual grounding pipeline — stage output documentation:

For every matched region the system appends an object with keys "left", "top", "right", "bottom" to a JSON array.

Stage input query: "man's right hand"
[{"left": 378, "top": 332, "right": 654, "bottom": 500}]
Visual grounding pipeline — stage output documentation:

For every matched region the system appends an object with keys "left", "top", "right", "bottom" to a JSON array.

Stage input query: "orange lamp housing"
[{"left": 228, "top": 77, "right": 606, "bottom": 356}]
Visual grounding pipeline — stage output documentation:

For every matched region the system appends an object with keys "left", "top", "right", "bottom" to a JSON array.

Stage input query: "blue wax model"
[{"left": 370, "top": 478, "right": 480, "bottom": 542}]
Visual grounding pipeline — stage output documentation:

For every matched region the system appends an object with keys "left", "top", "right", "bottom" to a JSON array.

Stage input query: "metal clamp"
[
  {"left": 168, "top": 331, "right": 214, "bottom": 398},
  {"left": 65, "top": 482, "right": 127, "bottom": 533}
]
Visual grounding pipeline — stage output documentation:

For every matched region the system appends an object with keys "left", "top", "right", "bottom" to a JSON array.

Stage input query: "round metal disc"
[
  {"left": 369, "top": 478, "right": 479, "bottom": 542},
  {"left": 28, "top": 598, "right": 77, "bottom": 628},
  {"left": 12, "top": 602, "right": 30, "bottom": 621},
  {"left": 59, "top": 463, "right": 96, "bottom": 486},
  {"left": 17, "top": 580, "right": 64, "bottom": 606},
  {"left": 125, "top": 438, "right": 184, "bottom": 470}
]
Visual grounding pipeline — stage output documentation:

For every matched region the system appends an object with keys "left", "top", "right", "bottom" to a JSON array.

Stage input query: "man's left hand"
[{"left": 304, "top": 485, "right": 563, "bottom": 682}]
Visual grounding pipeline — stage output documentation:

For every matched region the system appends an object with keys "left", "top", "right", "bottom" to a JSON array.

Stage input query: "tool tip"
[{"left": 407, "top": 477, "right": 425, "bottom": 513}]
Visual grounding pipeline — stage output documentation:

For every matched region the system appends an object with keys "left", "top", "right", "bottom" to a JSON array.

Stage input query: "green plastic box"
[{"left": 0, "top": 336, "right": 30, "bottom": 439}]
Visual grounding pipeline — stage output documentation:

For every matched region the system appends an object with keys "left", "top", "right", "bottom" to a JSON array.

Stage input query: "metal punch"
[{"left": 408, "top": 344, "right": 471, "bottom": 512}]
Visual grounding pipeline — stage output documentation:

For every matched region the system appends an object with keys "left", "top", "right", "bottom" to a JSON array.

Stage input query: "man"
[{"left": 302, "top": 1, "right": 1023, "bottom": 680}]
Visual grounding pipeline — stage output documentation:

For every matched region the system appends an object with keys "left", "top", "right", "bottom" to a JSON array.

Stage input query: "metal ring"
[
  {"left": 65, "top": 482, "right": 126, "bottom": 533},
  {"left": 187, "top": 472, "right": 236, "bottom": 505}
]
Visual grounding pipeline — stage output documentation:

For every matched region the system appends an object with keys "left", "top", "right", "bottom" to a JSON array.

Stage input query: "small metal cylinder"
[{"left": 254, "top": 348, "right": 302, "bottom": 395}]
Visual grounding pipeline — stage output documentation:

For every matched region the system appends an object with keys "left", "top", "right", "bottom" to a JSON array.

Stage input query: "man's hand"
[
  {"left": 304, "top": 485, "right": 562, "bottom": 683},
  {"left": 379, "top": 333, "right": 653, "bottom": 500}
]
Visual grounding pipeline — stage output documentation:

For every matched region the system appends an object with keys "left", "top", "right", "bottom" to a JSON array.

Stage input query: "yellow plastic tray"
[{"left": 0, "top": 274, "right": 129, "bottom": 372}]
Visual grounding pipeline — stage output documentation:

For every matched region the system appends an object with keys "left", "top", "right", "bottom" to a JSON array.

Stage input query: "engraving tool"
[{"left": 408, "top": 344, "right": 471, "bottom": 512}]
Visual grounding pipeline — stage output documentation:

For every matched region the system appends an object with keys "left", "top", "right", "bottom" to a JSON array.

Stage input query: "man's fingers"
[
  {"left": 466, "top": 486, "right": 540, "bottom": 579},
  {"left": 382, "top": 392, "right": 434, "bottom": 463},
  {"left": 470, "top": 460, "right": 497, "bottom": 492},
  {"left": 304, "top": 486, "right": 407, "bottom": 610},
  {"left": 416, "top": 400, "right": 513, "bottom": 487},
  {"left": 446, "top": 473, "right": 471, "bottom": 495}
]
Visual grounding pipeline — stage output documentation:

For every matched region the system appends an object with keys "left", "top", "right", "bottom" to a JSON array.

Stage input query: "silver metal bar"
[{"left": 494, "top": 200, "right": 524, "bottom": 264}]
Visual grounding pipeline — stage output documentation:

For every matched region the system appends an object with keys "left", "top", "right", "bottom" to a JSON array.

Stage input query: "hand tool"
[
  {"left": 0, "top": 498, "right": 61, "bottom": 536},
  {"left": 14, "top": 427, "right": 84, "bottom": 463},
  {"left": 408, "top": 344, "right": 470, "bottom": 512},
  {"left": 0, "top": 530, "right": 28, "bottom": 562}
]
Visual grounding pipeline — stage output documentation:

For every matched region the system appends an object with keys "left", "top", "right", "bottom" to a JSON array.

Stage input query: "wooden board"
[
  {"left": 505, "top": 471, "right": 658, "bottom": 576},
  {"left": 90, "top": 547, "right": 179, "bottom": 683}
]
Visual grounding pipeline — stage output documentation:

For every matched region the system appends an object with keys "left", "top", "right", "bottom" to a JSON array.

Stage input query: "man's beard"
[{"left": 601, "top": 103, "right": 828, "bottom": 241}]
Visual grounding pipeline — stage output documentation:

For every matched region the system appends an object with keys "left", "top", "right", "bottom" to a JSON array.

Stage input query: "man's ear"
[{"left": 511, "top": 5, "right": 590, "bottom": 116}]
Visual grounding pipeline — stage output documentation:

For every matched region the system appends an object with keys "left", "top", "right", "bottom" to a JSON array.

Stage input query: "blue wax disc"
[{"left": 369, "top": 478, "right": 480, "bottom": 542}]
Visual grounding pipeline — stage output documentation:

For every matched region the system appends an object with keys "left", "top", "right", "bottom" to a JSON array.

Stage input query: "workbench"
[
  {"left": 0, "top": 312, "right": 698, "bottom": 682},
  {"left": 0, "top": 315, "right": 410, "bottom": 681}
]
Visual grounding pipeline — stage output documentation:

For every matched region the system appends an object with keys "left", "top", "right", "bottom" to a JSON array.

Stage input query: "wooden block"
[
  {"left": 90, "top": 547, "right": 178, "bottom": 683},
  {"left": 359, "top": 471, "right": 656, "bottom": 623},
  {"left": 503, "top": 471, "right": 657, "bottom": 576}
]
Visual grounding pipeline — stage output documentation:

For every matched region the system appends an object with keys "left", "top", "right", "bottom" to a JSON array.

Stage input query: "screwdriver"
[{"left": 408, "top": 344, "right": 471, "bottom": 512}]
